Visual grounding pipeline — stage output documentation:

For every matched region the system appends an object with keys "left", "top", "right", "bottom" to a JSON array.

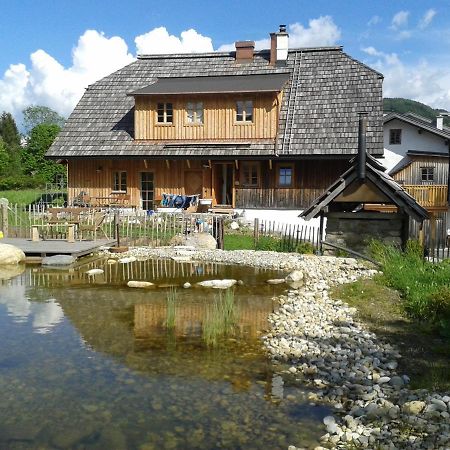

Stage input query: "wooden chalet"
[{"left": 47, "top": 26, "right": 384, "bottom": 211}]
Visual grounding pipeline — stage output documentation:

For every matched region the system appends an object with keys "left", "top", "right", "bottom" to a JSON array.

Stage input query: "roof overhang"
[{"left": 127, "top": 73, "right": 290, "bottom": 96}]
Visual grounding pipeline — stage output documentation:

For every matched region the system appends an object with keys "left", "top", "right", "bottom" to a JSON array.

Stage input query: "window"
[
  {"left": 389, "top": 128, "right": 402, "bottom": 145},
  {"left": 236, "top": 100, "right": 253, "bottom": 122},
  {"left": 113, "top": 171, "right": 127, "bottom": 192},
  {"left": 186, "top": 102, "right": 203, "bottom": 124},
  {"left": 241, "top": 162, "right": 260, "bottom": 187},
  {"left": 421, "top": 167, "right": 434, "bottom": 183},
  {"left": 278, "top": 164, "right": 294, "bottom": 187},
  {"left": 157, "top": 102, "right": 173, "bottom": 123}
]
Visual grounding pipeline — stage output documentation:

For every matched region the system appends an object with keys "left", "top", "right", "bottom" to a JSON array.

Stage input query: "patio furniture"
[{"left": 78, "top": 212, "right": 108, "bottom": 240}]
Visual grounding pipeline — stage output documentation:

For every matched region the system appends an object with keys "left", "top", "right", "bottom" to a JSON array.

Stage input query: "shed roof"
[
  {"left": 128, "top": 73, "right": 290, "bottom": 96},
  {"left": 47, "top": 47, "right": 384, "bottom": 159},
  {"left": 301, "top": 154, "right": 429, "bottom": 222}
]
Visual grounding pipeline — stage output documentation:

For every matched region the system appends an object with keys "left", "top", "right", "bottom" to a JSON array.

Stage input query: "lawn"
[{"left": 0, "top": 189, "right": 44, "bottom": 205}]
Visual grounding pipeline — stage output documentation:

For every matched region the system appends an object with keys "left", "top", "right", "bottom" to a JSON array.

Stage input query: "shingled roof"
[{"left": 47, "top": 47, "right": 384, "bottom": 159}]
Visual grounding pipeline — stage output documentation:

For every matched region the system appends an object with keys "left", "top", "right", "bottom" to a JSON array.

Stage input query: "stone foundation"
[{"left": 325, "top": 212, "right": 406, "bottom": 254}]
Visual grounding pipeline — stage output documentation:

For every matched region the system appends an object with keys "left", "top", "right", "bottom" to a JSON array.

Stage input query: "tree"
[
  {"left": 22, "top": 123, "right": 65, "bottom": 183},
  {"left": 22, "top": 105, "right": 65, "bottom": 134},
  {"left": 0, "top": 112, "right": 21, "bottom": 148}
]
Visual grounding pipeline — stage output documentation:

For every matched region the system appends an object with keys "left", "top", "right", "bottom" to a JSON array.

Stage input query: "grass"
[
  {"left": 0, "top": 189, "right": 43, "bottom": 205},
  {"left": 223, "top": 233, "right": 254, "bottom": 250},
  {"left": 202, "top": 290, "right": 239, "bottom": 346},
  {"left": 165, "top": 287, "right": 178, "bottom": 329},
  {"left": 331, "top": 274, "right": 450, "bottom": 392}
]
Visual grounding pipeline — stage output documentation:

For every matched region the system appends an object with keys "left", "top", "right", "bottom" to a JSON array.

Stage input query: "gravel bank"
[{"left": 103, "top": 247, "right": 450, "bottom": 449}]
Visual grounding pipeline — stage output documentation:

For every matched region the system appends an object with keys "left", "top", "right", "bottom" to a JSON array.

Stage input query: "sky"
[{"left": 1, "top": 0, "right": 449, "bottom": 126}]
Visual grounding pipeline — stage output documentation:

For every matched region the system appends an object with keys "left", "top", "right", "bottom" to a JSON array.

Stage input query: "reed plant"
[{"left": 202, "top": 289, "right": 239, "bottom": 346}]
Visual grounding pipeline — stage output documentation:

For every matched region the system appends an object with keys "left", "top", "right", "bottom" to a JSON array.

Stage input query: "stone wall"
[{"left": 325, "top": 212, "right": 406, "bottom": 254}]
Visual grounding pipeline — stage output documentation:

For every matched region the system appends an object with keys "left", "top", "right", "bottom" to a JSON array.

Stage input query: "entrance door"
[
  {"left": 213, "top": 163, "right": 234, "bottom": 206},
  {"left": 184, "top": 170, "right": 203, "bottom": 196},
  {"left": 140, "top": 172, "right": 154, "bottom": 210}
]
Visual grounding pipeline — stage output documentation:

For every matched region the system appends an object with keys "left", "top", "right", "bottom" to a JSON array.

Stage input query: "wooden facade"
[
  {"left": 67, "top": 158, "right": 349, "bottom": 210},
  {"left": 134, "top": 93, "right": 281, "bottom": 141}
]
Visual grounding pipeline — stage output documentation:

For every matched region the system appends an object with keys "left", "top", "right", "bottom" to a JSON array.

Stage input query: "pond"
[{"left": 0, "top": 258, "right": 329, "bottom": 449}]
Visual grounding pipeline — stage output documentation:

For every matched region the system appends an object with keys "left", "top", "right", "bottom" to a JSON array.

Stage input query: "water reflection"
[
  {"left": 0, "top": 260, "right": 329, "bottom": 449},
  {"left": 0, "top": 284, "right": 64, "bottom": 334}
]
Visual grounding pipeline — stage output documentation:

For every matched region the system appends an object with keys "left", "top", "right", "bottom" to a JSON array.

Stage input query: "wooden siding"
[
  {"left": 134, "top": 93, "right": 281, "bottom": 141},
  {"left": 235, "top": 160, "right": 349, "bottom": 209},
  {"left": 68, "top": 158, "right": 349, "bottom": 210},
  {"left": 393, "top": 155, "right": 449, "bottom": 185},
  {"left": 403, "top": 185, "right": 448, "bottom": 208}
]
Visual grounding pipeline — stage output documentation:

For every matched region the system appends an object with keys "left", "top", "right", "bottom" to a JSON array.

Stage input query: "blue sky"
[{"left": 1, "top": 0, "right": 449, "bottom": 122}]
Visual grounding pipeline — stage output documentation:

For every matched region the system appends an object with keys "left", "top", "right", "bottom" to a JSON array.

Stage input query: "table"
[{"left": 31, "top": 224, "right": 76, "bottom": 243}]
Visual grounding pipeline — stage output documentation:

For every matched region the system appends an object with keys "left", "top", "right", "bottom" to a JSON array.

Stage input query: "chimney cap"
[
  {"left": 279, "top": 24, "right": 287, "bottom": 33},
  {"left": 235, "top": 40, "right": 255, "bottom": 49}
]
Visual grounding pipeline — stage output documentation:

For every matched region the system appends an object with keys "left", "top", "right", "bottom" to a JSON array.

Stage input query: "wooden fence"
[
  {"left": 0, "top": 203, "right": 225, "bottom": 249},
  {"left": 253, "top": 218, "right": 322, "bottom": 251}
]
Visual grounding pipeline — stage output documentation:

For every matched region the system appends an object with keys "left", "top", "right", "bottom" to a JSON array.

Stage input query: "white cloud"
[
  {"left": 367, "top": 51, "right": 450, "bottom": 110},
  {"left": 218, "top": 17, "right": 341, "bottom": 52},
  {"left": 362, "top": 46, "right": 383, "bottom": 57},
  {"left": 0, "top": 30, "right": 134, "bottom": 120},
  {"left": 419, "top": 9, "right": 437, "bottom": 29},
  {"left": 368, "top": 15, "right": 381, "bottom": 26},
  {"left": 391, "top": 10, "right": 409, "bottom": 29},
  {"left": 135, "top": 27, "right": 213, "bottom": 54}
]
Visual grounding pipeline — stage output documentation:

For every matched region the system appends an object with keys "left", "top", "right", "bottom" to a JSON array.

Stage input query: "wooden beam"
[
  {"left": 269, "top": 160, "right": 273, "bottom": 170},
  {"left": 186, "top": 160, "right": 191, "bottom": 169},
  {"left": 165, "top": 160, "right": 170, "bottom": 169},
  {"left": 144, "top": 159, "right": 148, "bottom": 169},
  {"left": 235, "top": 160, "right": 239, "bottom": 170},
  {"left": 208, "top": 160, "right": 212, "bottom": 169}
]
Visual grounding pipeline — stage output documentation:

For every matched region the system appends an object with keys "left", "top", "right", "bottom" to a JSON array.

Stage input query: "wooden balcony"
[{"left": 403, "top": 185, "right": 448, "bottom": 210}]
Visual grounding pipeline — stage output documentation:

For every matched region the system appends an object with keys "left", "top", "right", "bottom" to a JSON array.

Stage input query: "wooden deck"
[{"left": 1, "top": 238, "right": 116, "bottom": 258}]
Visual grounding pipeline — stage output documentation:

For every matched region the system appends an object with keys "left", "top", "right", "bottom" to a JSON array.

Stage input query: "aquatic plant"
[
  {"left": 165, "top": 287, "right": 178, "bottom": 329},
  {"left": 202, "top": 289, "right": 239, "bottom": 346}
]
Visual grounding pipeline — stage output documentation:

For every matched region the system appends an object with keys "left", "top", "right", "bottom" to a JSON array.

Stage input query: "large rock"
[
  {"left": 0, "top": 243, "right": 25, "bottom": 265},
  {"left": 197, "top": 279, "right": 237, "bottom": 289},
  {"left": 41, "top": 255, "right": 76, "bottom": 266},
  {"left": 285, "top": 270, "right": 304, "bottom": 282},
  {"left": 127, "top": 280, "right": 155, "bottom": 288},
  {"left": 402, "top": 400, "right": 426, "bottom": 415},
  {"left": 180, "top": 233, "right": 217, "bottom": 250}
]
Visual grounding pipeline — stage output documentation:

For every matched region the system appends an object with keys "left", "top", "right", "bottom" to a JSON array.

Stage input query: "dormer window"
[
  {"left": 186, "top": 102, "right": 203, "bottom": 124},
  {"left": 157, "top": 103, "right": 173, "bottom": 123},
  {"left": 236, "top": 100, "right": 253, "bottom": 122},
  {"left": 389, "top": 128, "right": 402, "bottom": 145}
]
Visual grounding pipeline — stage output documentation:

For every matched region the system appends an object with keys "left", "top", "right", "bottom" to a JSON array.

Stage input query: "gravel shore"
[{"left": 103, "top": 247, "right": 450, "bottom": 449}]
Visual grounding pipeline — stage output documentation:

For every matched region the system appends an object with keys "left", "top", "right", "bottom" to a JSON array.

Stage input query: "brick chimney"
[
  {"left": 235, "top": 41, "right": 255, "bottom": 63},
  {"left": 270, "top": 25, "right": 289, "bottom": 65}
]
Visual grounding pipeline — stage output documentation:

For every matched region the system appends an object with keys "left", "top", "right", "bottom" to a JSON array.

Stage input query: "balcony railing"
[{"left": 403, "top": 185, "right": 448, "bottom": 208}]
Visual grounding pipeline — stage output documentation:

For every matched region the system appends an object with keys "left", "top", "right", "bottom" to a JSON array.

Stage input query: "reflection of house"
[
  {"left": 383, "top": 112, "right": 449, "bottom": 211},
  {"left": 47, "top": 25, "right": 383, "bottom": 211}
]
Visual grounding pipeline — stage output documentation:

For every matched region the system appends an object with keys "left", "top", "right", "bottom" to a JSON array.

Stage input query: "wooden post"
[
  {"left": 430, "top": 213, "right": 436, "bottom": 257},
  {"left": 254, "top": 218, "right": 259, "bottom": 248},
  {"left": 0, "top": 200, "right": 8, "bottom": 238},
  {"left": 114, "top": 211, "right": 120, "bottom": 247},
  {"left": 319, "top": 213, "right": 325, "bottom": 254},
  {"left": 67, "top": 225, "right": 75, "bottom": 243}
]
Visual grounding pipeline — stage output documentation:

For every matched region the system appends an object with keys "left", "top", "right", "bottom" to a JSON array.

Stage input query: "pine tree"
[{"left": 0, "top": 112, "right": 21, "bottom": 148}]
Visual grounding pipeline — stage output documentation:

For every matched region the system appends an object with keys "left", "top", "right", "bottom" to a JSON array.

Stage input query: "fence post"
[
  {"left": 114, "top": 211, "right": 120, "bottom": 247},
  {"left": 0, "top": 199, "right": 8, "bottom": 238},
  {"left": 254, "top": 218, "right": 259, "bottom": 248}
]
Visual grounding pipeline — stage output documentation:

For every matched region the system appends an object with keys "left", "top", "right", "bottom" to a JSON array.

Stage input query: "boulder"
[
  {"left": 183, "top": 282, "right": 192, "bottom": 289},
  {"left": 41, "top": 254, "right": 75, "bottom": 266},
  {"left": 230, "top": 221, "right": 239, "bottom": 230},
  {"left": 285, "top": 270, "right": 304, "bottom": 282},
  {"left": 266, "top": 279, "right": 286, "bottom": 285},
  {"left": 197, "top": 279, "right": 237, "bottom": 289},
  {"left": 0, "top": 243, "right": 25, "bottom": 265},
  {"left": 127, "top": 280, "right": 155, "bottom": 288},
  {"left": 118, "top": 256, "right": 136, "bottom": 264},
  {"left": 402, "top": 401, "right": 426, "bottom": 415},
  {"left": 183, "top": 233, "right": 217, "bottom": 250}
]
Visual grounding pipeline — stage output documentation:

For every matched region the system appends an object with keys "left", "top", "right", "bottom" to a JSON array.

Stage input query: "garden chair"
[{"left": 78, "top": 212, "right": 108, "bottom": 240}]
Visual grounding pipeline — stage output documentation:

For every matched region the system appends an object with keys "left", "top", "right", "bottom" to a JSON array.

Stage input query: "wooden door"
[{"left": 184, "top": 170, "right": 203, "bottom": 195}]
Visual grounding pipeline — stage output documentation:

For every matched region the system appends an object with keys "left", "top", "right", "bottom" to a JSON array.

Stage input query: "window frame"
[
  {"left": 186, "top": 101, "right": 204, "bottom": 125},
  {"left": 276, "top": 163, "right": 295, "bottom": 188},
  {"left": 240, "top": 161, "right": 260, "bottom": 187},
  {"left": 420, "top": 166, "right": 435, "bottom": 183},
  {"left": 157, "top": 102, "right": 173, "bottom": 124},
  {"left": 389, "top": 128, "right": 402, "bottom": 145},
  {"left": 236, "top": 100, "right": 253, "bottom": 123},
  {"left": 112, "top": 170, "right": 127, "bottom": 193}
]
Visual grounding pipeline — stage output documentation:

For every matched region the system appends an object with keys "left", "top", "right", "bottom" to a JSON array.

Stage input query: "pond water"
[{"left": 0, "top": 258, "right": 329, "bottom": 449}]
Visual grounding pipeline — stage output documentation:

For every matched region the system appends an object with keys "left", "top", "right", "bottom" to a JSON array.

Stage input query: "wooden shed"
[{"left": 301, "top": 113, "right": 429, "bottom": 254}]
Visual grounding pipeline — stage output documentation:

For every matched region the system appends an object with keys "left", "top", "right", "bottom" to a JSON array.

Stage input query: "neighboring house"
[
  {"left": 47, "top": 26, "right": 383, "bottom": 212},
  {"left": 383, "top": 112, "right": 449, "bottom": 211}
]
